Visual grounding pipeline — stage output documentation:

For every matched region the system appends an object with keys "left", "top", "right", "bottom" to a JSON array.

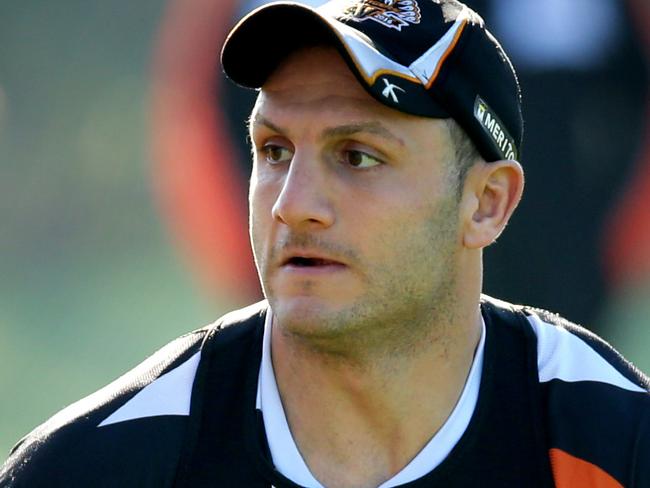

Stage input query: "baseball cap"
[{"left": 221, "top": 0, "right": 523, "bottom": 162}]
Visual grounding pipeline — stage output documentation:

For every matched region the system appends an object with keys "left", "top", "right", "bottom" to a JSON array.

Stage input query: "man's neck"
[{"left": 270, "top": 306, "right": 483, "bottom": 488}]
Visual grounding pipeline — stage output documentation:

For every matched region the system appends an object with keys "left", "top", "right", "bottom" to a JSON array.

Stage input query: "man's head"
[
  {"left": 222, "top": 0, "right": 524, "bottom": 352},
  {"left": 223, "top": 0, "right": 524, "bottom": 165}
]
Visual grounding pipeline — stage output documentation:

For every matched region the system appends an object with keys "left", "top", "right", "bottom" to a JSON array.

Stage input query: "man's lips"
[
  {"left": 283, "top": 256, "right": 345, "bottom": 267},
  {"left": 280, "top": 258, "right": 347, "bottom": 277},
  {"left": 278, "top": 250, "right": 347, "bottom": 269}
]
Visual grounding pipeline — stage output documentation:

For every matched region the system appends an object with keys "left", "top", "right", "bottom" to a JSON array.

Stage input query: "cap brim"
[{"left": 221, "top": 2, "right": 449, "bottom": 118}]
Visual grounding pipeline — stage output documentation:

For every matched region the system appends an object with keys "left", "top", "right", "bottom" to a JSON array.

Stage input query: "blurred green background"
[
  {"left": 0, "top": 1, "right": 224, "bottom": 455},
  {"left": 2, "top": 0, "right": 649, "bottom": 459}
]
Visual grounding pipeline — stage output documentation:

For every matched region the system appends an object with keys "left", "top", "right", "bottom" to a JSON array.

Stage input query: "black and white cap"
[{"left": 222, "top": 0, "right": 523, "bottom": 162}]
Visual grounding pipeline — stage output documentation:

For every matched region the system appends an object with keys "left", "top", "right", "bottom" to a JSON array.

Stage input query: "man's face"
[{"left": 249, "top": 47, "right": 464, "bottom": 351}]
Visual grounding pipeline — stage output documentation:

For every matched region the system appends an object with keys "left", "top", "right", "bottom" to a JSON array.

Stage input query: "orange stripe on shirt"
[{"left": 549, "top": 448, "right": 623, "bottom": 488}]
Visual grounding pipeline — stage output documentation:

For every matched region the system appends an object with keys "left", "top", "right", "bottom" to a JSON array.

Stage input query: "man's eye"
[
  {"left": 343, "top": 150, "right": 382, "bottom": 168},
  {"left": 262, "top": 145, "right": 293, "bottom": 164}
]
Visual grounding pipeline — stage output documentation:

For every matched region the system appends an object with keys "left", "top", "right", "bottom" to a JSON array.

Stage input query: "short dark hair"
[{"left": 444, "top": 118, "right": 481, "bottom": 194}]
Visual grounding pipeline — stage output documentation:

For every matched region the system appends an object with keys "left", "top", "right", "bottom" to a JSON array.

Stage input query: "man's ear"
[{"left": 460, "top": 160, "right": 524, "bottom": 249}]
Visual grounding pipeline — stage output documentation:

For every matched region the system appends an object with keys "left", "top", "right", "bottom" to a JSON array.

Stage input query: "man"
[{"left": 2, "top": 0, "right": 648, "bottom": 487}]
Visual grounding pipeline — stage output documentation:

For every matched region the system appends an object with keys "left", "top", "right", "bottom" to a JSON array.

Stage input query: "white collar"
[{"left": 256, "top": 310, "right": 486, "bottom": 487}]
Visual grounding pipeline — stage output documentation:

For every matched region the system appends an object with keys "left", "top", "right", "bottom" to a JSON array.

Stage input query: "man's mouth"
[{"left": 284, "top": 256, "right": 342, "bottom": 267}]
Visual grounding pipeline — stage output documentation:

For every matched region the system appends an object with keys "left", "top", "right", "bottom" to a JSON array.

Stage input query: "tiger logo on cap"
[{"left": 343, "top": 0, "right": 421, "bottom": 31}]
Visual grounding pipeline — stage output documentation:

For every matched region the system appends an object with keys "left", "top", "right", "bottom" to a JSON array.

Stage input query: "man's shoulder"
[
  {"left": 206, "top": 300, "right": 268, "bottom": 344},
  {"left": 481, "top": 293, "right": 649, "bottom": 391},
  {"left": 0, "top": 301, "right": 268, "bottom": 488},
  {"left": 482, "top": 295, "right": 650, "bottom": 486},
  {"left": 525, "top": 305, "right": 649, "bottom": 486}
]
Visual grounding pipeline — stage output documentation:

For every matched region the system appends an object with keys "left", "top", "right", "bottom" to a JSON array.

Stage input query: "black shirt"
[{"left": 1, "top": 297, "right": 648, "bottom": 487}]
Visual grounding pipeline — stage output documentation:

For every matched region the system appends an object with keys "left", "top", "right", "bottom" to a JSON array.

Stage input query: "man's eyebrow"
[
  {"left": 248, "top": 114, "right": 284, "bottom": 135},
  {"left": 250, "top": 115, "right": 403, "bottom": 147},
  {"left": 322, "top": 122, "right": 404, "bottom": 146}
]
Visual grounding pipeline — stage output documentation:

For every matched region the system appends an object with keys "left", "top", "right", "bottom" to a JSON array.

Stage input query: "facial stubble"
[{"left": 254, "top": 188, "right": 462, "bottom": 364}]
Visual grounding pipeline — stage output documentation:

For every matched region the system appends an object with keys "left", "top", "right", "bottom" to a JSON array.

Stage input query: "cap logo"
[
  {"left": 343, "top": 0, "right": 421, "bottom": 31},
  {"left": 381, "top": 78, "right": 405, "bottom": 102},
  {"left": 474, "top": 96, "right": 518, "bottom": 160}
]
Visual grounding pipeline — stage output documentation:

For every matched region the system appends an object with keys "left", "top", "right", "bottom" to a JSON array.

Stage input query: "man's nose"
[{"left": 271, "top": 155, "right": 335, "bottom": 229}]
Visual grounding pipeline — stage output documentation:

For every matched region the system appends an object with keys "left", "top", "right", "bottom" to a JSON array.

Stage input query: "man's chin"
[{"left": 270, "top": 296, "right": 353, "bottom": 336}]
